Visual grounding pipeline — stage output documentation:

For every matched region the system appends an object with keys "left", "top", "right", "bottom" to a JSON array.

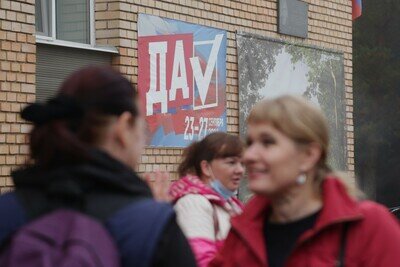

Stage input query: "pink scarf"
[{"left": 169, "top": 175, "right": 243, "bottom": 215}]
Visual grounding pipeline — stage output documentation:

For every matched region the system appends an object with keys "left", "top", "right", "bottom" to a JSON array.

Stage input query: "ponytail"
[
  {"left": 23, "top": 66, "right": 138, "bottom": 169},
  {"left": 178, "top": 141, "right": 201, "bottom": 177},
  {"left": 315, "top": 162, "right": 365, "bottom": 200}
]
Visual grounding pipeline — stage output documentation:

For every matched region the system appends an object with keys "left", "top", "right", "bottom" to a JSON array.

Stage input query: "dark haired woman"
[
  {"left": 0, "top": 66, "right": 196, "bottom": 267},
  {"left": 169, "top": 132, "right": 245, "bottom": 267}
]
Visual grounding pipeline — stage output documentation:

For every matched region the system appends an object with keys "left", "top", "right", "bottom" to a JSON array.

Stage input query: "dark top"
[
  {"left": 264, "top": 211, "right": 320, "bottom": 267},
  {"left": 153, "top": 218, "right": 197, "bottom": 267},
  {"left": 0, "top": 149, "right": 196, "bottom": 267}
]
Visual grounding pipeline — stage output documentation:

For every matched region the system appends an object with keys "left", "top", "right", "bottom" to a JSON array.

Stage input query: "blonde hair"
[{"left": 247, "top": 95, "right": 363, "bottom": 198}]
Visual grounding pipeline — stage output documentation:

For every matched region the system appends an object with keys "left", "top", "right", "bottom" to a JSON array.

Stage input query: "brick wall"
[
  {"left": 0, "top": 0, "right": 354, "bottom": 189},
  {"left": 95, "top": 0, "right": 354, "bottom": 180},
  {"left": 0, "top": 0, "right": 36, "bottom": 193}
]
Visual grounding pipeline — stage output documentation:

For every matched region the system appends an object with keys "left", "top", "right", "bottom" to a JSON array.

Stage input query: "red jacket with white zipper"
[{"left": 209, "top": 178, "right": 400, "bottom": 267}]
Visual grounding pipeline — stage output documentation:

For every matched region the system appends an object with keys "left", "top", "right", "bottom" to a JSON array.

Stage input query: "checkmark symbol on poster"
[
  {"left": 190, "top": 34, "right": 223, "bottom": 106},
  {"left": 137, "top": 14, "right": 227, "bottom": 147}
]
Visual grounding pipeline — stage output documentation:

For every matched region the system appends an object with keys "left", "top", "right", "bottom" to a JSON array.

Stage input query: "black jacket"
[{"left": 0, "top": 149, "right": 196, "bottom": 267}]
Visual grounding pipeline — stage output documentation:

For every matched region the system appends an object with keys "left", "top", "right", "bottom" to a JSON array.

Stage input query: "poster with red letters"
[{"left": 138, "top": 14, "right": 227, "bottom": 147}]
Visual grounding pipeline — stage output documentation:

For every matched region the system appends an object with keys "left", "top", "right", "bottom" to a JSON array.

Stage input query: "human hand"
[{"left": 144, "top": 171, "right": 172, "bottom": 202}]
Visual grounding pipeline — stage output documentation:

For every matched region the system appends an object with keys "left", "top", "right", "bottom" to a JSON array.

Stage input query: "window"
[
  {"left": 36, "top": 44, "right": 112, "bottom": 102},
  {"left": 34, "top": 0, "right": 117, "bottom": 102},
  {"left": 35, "top": 0, "right": 51, "bottom": 36},
  {"left": 35, "top": 0, "right": 94, "bottom": 45}
]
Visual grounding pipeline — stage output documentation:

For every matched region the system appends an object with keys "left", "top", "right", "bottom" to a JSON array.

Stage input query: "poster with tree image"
[{"left": 237, "top": 32, "right": 347, "bottom": 201}]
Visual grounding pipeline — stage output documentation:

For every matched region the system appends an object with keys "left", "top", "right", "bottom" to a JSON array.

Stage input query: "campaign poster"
[{"left": 138, "top": 14, "right": 227, "bottom": 147}]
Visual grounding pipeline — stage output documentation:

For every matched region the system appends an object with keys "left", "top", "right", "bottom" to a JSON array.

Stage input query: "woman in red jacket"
[{"left": 210, "top": 95, "right": 400, "bottom": 267}]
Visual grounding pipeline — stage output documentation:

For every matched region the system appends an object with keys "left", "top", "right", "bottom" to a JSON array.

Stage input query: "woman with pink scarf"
[{"left": 169, "top": 132, "right": 245, "bottom": 267}]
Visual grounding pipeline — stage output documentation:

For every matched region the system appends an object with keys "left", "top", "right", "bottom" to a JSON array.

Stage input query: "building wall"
[
  {"left": 96, "top": 0, "right": 354, "bottom": 180},
  {"left": 0, "top": 0, "right": 354, "bottom": 189},
  {"left": 0, "top": 0, "right": 36, "bottom": 193}
]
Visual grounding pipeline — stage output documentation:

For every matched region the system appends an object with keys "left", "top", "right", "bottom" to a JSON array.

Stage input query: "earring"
[{"left": 296, "top": 173, "right": 307, "bottom": 185}]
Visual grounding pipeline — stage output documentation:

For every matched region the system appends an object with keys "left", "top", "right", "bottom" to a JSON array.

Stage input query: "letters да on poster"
[{"left": 138, "top": 14, "right": 227, "bottom": 147}]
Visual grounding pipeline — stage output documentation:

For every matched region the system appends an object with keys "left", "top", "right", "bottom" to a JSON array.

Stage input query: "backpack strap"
[
  {"left": 105, "top": 199, "right": 175, "bottom": 267},
  {"left": 337, "top": 222, "right": 349, "bottom": 267},
  {"left": 0, "top": 193, "right": 26, "bottom": 246},
  {"left": 211, "top": 204, "right": 221, "bottom": 241}
]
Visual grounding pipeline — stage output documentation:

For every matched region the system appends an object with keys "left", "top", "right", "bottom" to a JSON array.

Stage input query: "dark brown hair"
[
  {"left": 178, "top": 132, "right": 244, "bottom": 177},
  {"left": 28, "top": 66, "right": 138, "bottom": 168}
]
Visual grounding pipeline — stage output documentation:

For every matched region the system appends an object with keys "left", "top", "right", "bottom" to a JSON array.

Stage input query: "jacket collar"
[
  {"left": 12, "top": 148, "right": 152, "bottom": 198},
  {"left": 169, "top": 175, "right": 243, "bottom": 210},
  {"left": 231, "top": 177, "right": 364, "bottom": 265},
  {"left": 170, "top": 175, "right": 226, "bottom": 205}
]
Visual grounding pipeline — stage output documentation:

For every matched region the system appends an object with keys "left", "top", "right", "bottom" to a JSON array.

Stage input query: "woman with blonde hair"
[{"left": 210, "top": 95, "right": 400, "bottom": 267}]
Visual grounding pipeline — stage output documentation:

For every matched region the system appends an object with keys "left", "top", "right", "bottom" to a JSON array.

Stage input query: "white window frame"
[
  {"left": 36, "top": 0, "right": 118, "bottom": 54},
  {"left": 36, "top": 0, "right": 50, "bottom": 36}
]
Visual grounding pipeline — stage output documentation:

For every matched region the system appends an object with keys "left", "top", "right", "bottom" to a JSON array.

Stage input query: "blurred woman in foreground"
[
  {"left": 0, "top": 66, "right": 196, "bottom": 267},
  {"left": 210, "top": 95, "right": 400, "bottom": 267}
]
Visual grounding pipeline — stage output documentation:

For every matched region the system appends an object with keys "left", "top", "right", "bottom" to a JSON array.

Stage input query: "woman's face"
[
  {"left": 243, "top": 123, "right": 308, "bottom": 196},
  {"left": 209, "top": 156, "right": 244, "bottom": 191}
]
